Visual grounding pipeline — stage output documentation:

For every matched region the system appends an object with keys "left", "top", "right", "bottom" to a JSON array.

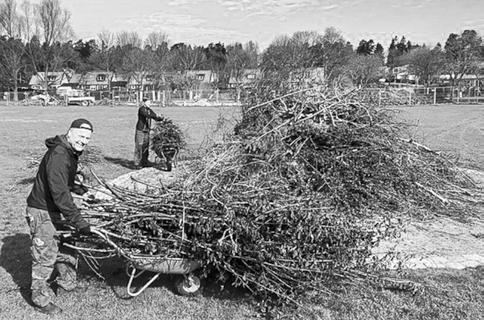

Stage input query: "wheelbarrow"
[
  {"left": 153, "top": 143, "right": 179, "bottom": 172},
  {"left": 91, "top": 229, "right": 202, "bottom": 297}
]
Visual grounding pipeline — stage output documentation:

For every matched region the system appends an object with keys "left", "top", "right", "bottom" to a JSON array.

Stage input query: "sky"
[{"left": 58, "top": 0, "right": 484, "bottom": 51}]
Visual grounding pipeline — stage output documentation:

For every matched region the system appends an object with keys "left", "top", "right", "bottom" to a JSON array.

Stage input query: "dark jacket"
[
  {"left": 26, "top": 135, "right": 89, "bottom": 229},
  {"left": 136, "top": 103, "right": 163, "bottom": 132}
]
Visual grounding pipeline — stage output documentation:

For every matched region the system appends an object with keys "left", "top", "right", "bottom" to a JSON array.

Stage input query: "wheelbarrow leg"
[{"left": 126, "top": 267, "right": 161, "bottom": 297}]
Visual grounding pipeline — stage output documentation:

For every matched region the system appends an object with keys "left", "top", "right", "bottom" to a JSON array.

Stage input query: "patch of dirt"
[
  {"left": 460, "top": 168, "right": 484, "bottom": 188},
  {"left": 92, "top": 167, "right": 182, "bottom": 200},
  {"left": 375, "top": 218, "right": 484, "bottom": 269},
  {"left": 374, "top": 168, "right": 484, "bottom": 270}
]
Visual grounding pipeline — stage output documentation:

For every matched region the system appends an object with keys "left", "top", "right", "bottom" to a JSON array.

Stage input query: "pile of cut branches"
[
  {"left": 151, "top": 118, "right": 186, "bottom": 158},
  {"left": 76, "top": 84, "right": 480, "bottom": 307}
]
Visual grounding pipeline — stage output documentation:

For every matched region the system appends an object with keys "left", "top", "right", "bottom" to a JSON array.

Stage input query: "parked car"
[{"left": 57, "top": 86, "right": 96, "bottom": 106}]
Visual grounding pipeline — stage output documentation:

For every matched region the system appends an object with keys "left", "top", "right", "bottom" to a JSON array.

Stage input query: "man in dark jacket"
[
  {"left": 134, "top": 98, "right": 164, "bottom": 168},
  {"left": 26, "top": 118, "right": 94, "bottom": 315}
]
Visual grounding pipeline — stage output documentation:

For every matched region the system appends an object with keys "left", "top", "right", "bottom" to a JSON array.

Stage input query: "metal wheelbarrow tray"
[{"left": 93, "top": 230, "right": 202, "bottom": 297}]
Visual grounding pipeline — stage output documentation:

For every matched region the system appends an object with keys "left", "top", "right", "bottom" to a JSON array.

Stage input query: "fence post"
[
  {"left": 409, "top": 90, "right": 412, "bottom": 105},
  {"left": 433, "top": 88, "right": 437, "bottom": 105}
]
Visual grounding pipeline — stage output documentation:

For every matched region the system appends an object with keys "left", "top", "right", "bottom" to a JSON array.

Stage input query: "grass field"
[
  {"left": 0, "top": 103, "right": 482, "bottom": 319},
  {"left": 395, "top": 104, "right": 483, "bottom": 170}
]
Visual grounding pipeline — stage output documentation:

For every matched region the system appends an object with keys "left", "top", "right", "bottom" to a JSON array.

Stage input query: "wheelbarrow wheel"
[{"left": 175, "top": 274, "right": 201, "bottom": 296}]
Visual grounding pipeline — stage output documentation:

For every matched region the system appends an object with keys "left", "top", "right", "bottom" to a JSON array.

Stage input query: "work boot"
[{"left": 34, "top": 302, "right": 63, "bottom": 315}]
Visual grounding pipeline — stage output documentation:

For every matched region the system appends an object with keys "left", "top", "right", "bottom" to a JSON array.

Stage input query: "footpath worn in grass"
[{"left": 0, "top": 104, "right": 482, "bottom": 319}]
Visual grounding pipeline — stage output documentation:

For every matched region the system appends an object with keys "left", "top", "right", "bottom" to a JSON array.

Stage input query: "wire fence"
[
  {"left": 358, "top": 86, "right": 484, "bottom": 106},
  {"left": 0, "top": 88, "right": 246, "bottom": 107},
  {"left": 0, "top": 86, "right": 483, "bottom": 107}
]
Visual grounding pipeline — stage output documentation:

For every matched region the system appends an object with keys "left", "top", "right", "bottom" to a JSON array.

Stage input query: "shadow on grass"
[
  {"left": 93, "top": 259, "right": 250, "bottom": 302},
  {"left": 104, "top": 156, "right": 138, "bottom": 170},
  {"left": 103, "top": 156, "right": 173, "bottom": 172},
  {"left": 0, "top": 233, "right": 33, "bottom": 305},
  {"left": 17, "top": 177, "right": 35, "bottom": 185}
]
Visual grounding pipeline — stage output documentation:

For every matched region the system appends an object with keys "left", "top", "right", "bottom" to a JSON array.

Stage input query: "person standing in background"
[{"left": 134, "top": 98, "right": 164, "bottom": 168}]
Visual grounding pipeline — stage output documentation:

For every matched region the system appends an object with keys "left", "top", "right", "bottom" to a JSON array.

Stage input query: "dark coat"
[
  {"left": 26, "top": 135, "right": 89, "bottom": 229},
  {"left": 136, "top": 103, "right": 163, "bottom": 132}
]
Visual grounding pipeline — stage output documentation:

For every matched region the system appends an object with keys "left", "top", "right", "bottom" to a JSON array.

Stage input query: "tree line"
[{"left": 0, "top": 0, "right": 483, "bottom": 100}]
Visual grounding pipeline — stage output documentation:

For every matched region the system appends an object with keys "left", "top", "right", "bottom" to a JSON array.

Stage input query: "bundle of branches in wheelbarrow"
[
  {"left": 151, "top": 118, "right": 186, "bottom": 171},
  {"left": 75, "top": 83, "right": 480, "bottom": 308}
]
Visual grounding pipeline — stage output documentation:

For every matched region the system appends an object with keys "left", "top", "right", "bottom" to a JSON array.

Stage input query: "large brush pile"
[{"left": 78, "top": 85, "right": 480, "bottom": 306}]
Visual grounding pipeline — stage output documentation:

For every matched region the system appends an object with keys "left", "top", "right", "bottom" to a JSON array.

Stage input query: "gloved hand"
[
  {"left": 79, "top": 226, "right": 91, "bottom": 235},
  {"left": 73, "top": 173, "right": 89, "bottom": 195},
  {"left": 72, "top": 184, "right": 89, "bottom": 196}
]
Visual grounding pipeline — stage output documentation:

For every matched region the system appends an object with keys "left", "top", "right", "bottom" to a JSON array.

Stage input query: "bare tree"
[
  {"left": 0, "top": 0, "right": 28, "bottom": 100},
  {"left": 243, "top": 41, "right": 259, "bottom": 68},
  {"left": 116, "top": 31, "right": 142, "bottom": 48},
  {"left": 144, "top": 31, "right": 169, "bottom": 49},
  {"left": 321, "top": 27, "right": 344, "bottom": 45},
  {"left": 311, "top": 27, "right": 353, "bottom": 80},
  {"left": 91, "top": 30, "right": 115, "bottom": 72},
  {"left": 121, "top": 47, "right": 156, "bottom": 99},
  {"left": 169, "top": 43, "right": 206, "bottom": 71},
  {"left": 0, "top": 37, "right": 26, "bottom": 100},
  {"left": 98, "top": 30, "right": 114, "bottom": 48},
  {"left": 18, "top": 0, "right": 37, "bottom": 43},
  {"left": 402, "top": 46, "right": 444, "bottom": 85},
  {"left": 343, "top": 54, "right": 384, "bottom": 87},
  {"left": 0, "top": 0, "right": 22, "bottom": 38},
  {"left": 226, "top": 41, "right": 259, "bottom": 87},
  {"left": 37, "top": 0, "right": 73, "bottom": 46},
  {"left": 22, "top": 0, "right": 75, "bottom": 91},
  {"left": 292, "top": 30, "right": 322, "bottom": 47},
  {"left": 444, "top": 30, "right": 482, "bottom": 88}
]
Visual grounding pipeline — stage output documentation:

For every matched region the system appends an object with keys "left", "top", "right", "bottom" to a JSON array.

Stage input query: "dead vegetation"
[{"left": 72, "top": 83, "right": 481, "bottom": 310}]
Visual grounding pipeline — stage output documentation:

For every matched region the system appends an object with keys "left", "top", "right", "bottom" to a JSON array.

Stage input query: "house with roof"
[
  {"left": 391, "top": 65, "right": 418, "bottom": 83},
  {"left": 185, "top": 70, "right": 218, "bottom": 90},
  {"left": 127, "top": 72, "right": 164, "bottom": 92},
  {"left": 438, "top": 61, "right": 484, "bottom": 86},
  {"left": 110, "top": 73, "right": 130, "bottom": 90},
  {"left": 28, "top": 70, "right": 72, "bottom": 91},
  {"left": 228, "top": 68, "right": 262, "bottom": 88},
  {"left": 64, "top": 73, "right": 83, "bottom": 89},
  {"left": 79, "top": 71, "right": 114, "bottom": 91}
]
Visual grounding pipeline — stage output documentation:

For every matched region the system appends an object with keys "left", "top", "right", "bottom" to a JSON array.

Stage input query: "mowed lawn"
[
  {"left": 396, "top": 104, "right": 483, "bottom": 170},
  {"left": 0, "top": 103, "right": 482, "bottom": 320}
]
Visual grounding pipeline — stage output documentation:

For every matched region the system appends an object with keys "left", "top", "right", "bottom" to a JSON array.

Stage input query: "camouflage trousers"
[{"left": 25, "top": 207, "right": 78, "bottom": 307}]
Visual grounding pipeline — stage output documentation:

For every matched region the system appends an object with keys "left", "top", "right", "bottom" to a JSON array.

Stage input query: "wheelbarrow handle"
[{"left": 126, "top": 266, "right": 161, "bottom": 297}]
